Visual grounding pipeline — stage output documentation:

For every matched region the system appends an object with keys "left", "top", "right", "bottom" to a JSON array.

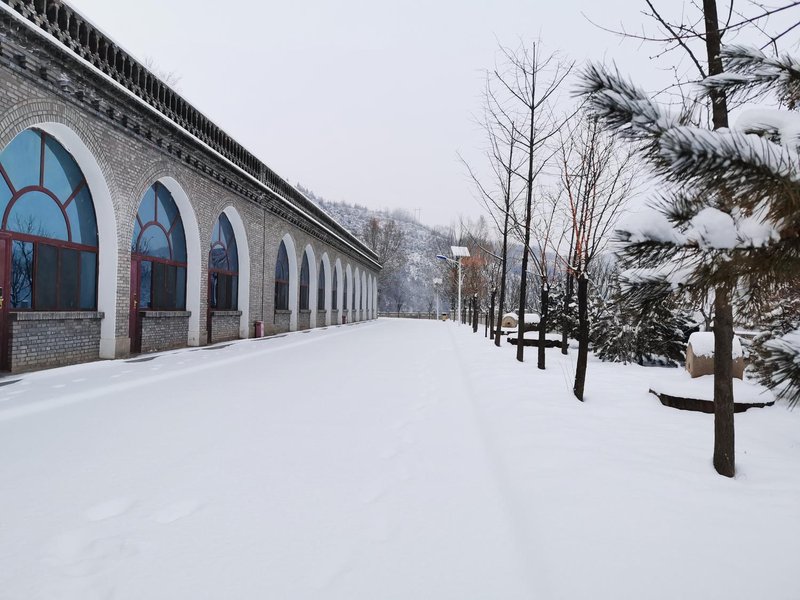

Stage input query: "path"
[{"left": 0, "top": 320, "right": 538, "bottom": 599}]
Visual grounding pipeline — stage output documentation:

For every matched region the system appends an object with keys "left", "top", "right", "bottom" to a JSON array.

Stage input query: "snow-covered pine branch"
[
  {"left": 700, "top": 45, "right": 800, "bottom": 109},
  {"left": 576, "top": 63, "right": 681, "bottom": 142}
]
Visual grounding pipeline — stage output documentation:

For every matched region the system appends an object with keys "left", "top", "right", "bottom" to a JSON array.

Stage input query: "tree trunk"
[
  {"left": 489, "top": 290, "right": 496, "bottom": 340},
  {"left": 561, "top": 274, "right": 573, "bottom": 355},
  {"left": 495, "top": 208, "right": 510, "bottom": 347},
  {"left": 713, "top": 289, "right": 735, "bottom": 477},
  {"left": 573, "top": 273, "right": 589, "bottom": 401},
  {"left": 704, "top": 0, "right": 735, "bottom": 478},
  {"left": 537, "top": 281, "right": 548, "bottom": 369}
]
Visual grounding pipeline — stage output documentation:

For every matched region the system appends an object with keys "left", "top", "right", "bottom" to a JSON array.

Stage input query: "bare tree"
[
  {"left": 558, "top": 114, "right": 636, "bottom": 401},
  {"left": 527, "top": 189, "right": 569, "bottom": 369},
  {"left": 462, "top": 70, "right": 527, "bottom": 347},
  {"left": 493, "top": 41, "right": 574, "bottom": 363},
  {"left": 142, "top": 56, "right": 182, "bottom": 91}
]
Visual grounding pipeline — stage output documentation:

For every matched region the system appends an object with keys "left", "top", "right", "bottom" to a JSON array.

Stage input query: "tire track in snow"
[{"left": 445, "top": 324, "right": 555, "bottom": 598}]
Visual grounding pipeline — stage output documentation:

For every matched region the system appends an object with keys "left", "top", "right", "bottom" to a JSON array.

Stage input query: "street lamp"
[
  {"left": 436, "top": 246, "right": 470, "bottom": 325},
  {"left": 433, "top": 277, "right": 442, "bottom": 320}
]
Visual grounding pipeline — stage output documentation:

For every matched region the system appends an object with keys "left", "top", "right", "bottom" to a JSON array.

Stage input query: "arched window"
[
  {"left": 317, "top": 260, "right": 326, "bottom": 311},
  {"left": 343, "top": 272, "right": 349, "bottom": 311},
  {"left": 331, "top": 267, "right": 338, "bottom": 310},
  {"left": 0, "top": 129, "right": 98, "bottom": 310},
  {"left": 299, "top": 252, "right": 310, "bottom": 310},
  {"left": 131, "top": 182, "right": 186, "bottom": 310},
  {"left": 208, "top": 213, "right": 238, "bottom": 310},
  {"left": 274, "top": 241, "right": 289, "bottom": 310}
]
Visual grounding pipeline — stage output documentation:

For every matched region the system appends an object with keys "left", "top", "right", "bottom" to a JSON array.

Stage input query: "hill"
[{"left": 298, "top": 185, "right": 454, "bottom": 312}]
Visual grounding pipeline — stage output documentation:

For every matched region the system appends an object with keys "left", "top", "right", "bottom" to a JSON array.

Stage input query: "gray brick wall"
[
  {"left": 273, "top": 310, "right": 291, "bottom": 334},
  {"left": 209, "top": 311, "right": 242, "bottom": 344},
  {"left": 0, "top": 13, "right": 381, "bottom": 373},
  {"left": 139, "top": 312, "right": 190, "bottom": 354},
  {"left": 8, "top": 312, "right": 103, "bottom": 373}
]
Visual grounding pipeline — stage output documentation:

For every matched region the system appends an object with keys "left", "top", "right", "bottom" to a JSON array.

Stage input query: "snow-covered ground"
[{"left": 1, "top": 319, "right": 798, "bottom": 599}]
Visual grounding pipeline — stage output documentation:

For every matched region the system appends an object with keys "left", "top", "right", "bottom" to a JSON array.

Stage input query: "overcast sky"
[{"left": 67, "top": 0, "right": 797, "bottom": 228}]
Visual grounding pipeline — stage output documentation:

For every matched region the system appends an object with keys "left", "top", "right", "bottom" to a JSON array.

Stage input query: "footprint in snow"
[
  {"left": 154, "top": 500, "right": 201, "bottom": 524},
  {"left": 43, "top": 529, "right": 137, "bottom": 576},
  {"left": 85, "top": 498, "right": 134, "bottom": 522}
]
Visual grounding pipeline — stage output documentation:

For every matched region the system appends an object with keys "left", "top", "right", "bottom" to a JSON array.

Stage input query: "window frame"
[
  {"left": 208, "top": 214, "right": 239, "bottom": 311},
  {"left": 0, "top": 129, "right": 99, "bottom": 311},
  {"left": 299, "top": 253, "right": 310, "bottom": 311},
  {"left": 274, "top": 241, "right": 290, "bottom": 311},
  {"left": 131, "top": 182, "right": 187, "bottom": 311}
]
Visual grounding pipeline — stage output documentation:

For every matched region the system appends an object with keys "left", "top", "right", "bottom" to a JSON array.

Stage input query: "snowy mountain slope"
[{"left": 299, "top": 185, "right": 454, "bottom": 312}]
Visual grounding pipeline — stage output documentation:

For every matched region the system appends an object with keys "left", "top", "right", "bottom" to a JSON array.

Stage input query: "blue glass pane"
[
  {"left": 211, "top": 214, "right": 237, "bottom": 272},
  {"left": 131, "top": 219, "right": 141, "bottom": 252},
  {"left": 318, "top": 263, "right": 325, "bottom": 288},
  {"left": 138, "top": 225, "right": 170, "bottom": 259},
  {"left": 65, "top": 186, "right": 98, "bottom": 246},
  {"left": 79, "top": 251, "right": 97, "bottom": 309},
  {"left": 176, "top": 267, "right": 186, "bottom": 309},
  {"left": 231, "top": 275, "right": 238, "bottom": 309},
  {"left": 35, "top": 243, "right": 57, "bottom": 309},
  {"left": 156, "top": 185, "right": 178, "bottom": 229},
  {"left": 43, "top": 135, "right": 84, "bottom": 202},
  {"left": 210, "top": 245, "right": 228, "bottom": 270},
  {"left": 171, "top": 219, "right": 187, "bottom": 262},
  {"left": 59, "top": 247, "right": 79, "bottom": 309},
  {"left": 219, "top": 214, "right": 234, "bottom": 245},
  {"left": 10, "top": 241, "right": 33, "bottom": 308},
  {"left": 275, "top": 242, "right": 288, "bottom": 280},
  {"left": 0, "top": 176, "right": 12, "bottom": 224},
  {"left": 7, "top": 191, "right": 68, "bottom": 240},
  {"left": 137, "top": 186, "right": 156, "bottom": 224},
  {"left": 0, "top": 129, "right": 41, "bottom": 192},
  {"left": 227, "top": 234, "right": 238, "bottom": 272},
  {"left": 140, "top": 261, "right": 152, "bottom": 309},
  {"left": 300, "top": 254, "right": 309, "bottom": 285}
]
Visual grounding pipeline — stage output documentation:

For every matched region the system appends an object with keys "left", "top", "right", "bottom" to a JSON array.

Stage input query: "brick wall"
[
  {"left": 8, "top": 312, "right": 103, "bottom": 373},
  {"left": 273, "top": 310, "right": 291, "bottom": 334},
  {"left": 209, "top": 311, "right": 241, "bottom": 344},
  {"left": 139, "top": 312, "right": 190, "bottom": 353},
  {"left": 0, "top": 11, "right": 381, "bottom": 372}
]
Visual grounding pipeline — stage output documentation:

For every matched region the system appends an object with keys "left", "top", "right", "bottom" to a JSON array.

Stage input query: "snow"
[
  {"left": 736, "top": 108, "right": 800, "bottom": 147},
  {"left": 1, "top": 320, "right": 799, "bottom": 599},
  {"left": 650, "top": 370, "right": 774, "bottom": 404},
  {"left": 508, "top": 331, "right": 563, "bottom": 341},
  {"left": 689, "top": 331, "right": 744, "bottom": 359},
  {"left": 523, "top": 312, "right": 540, "bottom": 324}
]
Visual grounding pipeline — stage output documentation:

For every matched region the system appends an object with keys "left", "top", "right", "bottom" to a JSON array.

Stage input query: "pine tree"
[
  {"left": 590, "top": 276, "right": 691, "bottom": 366},
  {"left": 748, "top": 289, "right": 800, "bottom": 406},
  {"left": 577, "top": 46, "right": 800, "bottom": 407}
]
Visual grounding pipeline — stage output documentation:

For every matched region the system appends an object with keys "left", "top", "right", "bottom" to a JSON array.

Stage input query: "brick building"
[{"left": 0, "top": 0, "right": 380, "bottom": 373}]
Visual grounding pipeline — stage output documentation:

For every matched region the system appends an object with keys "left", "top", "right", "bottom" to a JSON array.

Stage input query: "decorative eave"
[{"left": 0, "top": 0, "right": 382, "bottom": 270}]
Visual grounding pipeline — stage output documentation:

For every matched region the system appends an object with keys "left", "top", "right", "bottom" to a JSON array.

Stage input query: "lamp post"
[
  {"left": 435, "top": 246, "right": 470, "bottom": 326},
  {"left": 433, "top": 277, "right": 442, "bottom": 321}
]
